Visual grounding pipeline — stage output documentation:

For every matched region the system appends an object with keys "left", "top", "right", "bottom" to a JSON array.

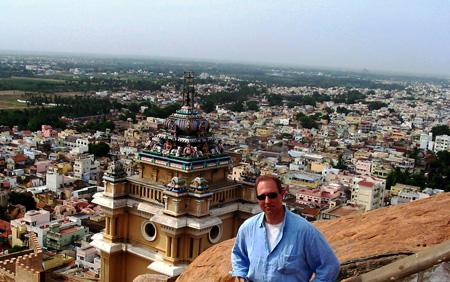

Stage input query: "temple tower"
[{"left": 92, "top": 72, "right": 260, "bottom": 282}]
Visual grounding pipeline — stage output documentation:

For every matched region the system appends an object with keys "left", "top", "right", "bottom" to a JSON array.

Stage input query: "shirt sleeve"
[
  {"left": 230, "top": 225, "right": 250, "bottom": 279},
  {"left": 305, "top": 226, "right": 341, "bottom": 282}
]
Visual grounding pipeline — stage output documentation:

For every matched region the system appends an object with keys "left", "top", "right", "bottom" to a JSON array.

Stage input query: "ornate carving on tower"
[
  {"left": 103, "top": 160, "right": 128, "bottom": 197},
  {"left": 163, "top": 176, "right": 189, "bottom": 216},
  {"left": 239, "top": 166, "right": 261, "bottom": 184},
  {"left": 189, "top": 176, "right": 209, "bottom": 194},
  {"left": 139, "top": 72, "right": 228, "bottom": 165},
  {"left": 187, "top": 177, "right": 212, "bottom": 216},
  {"left": 166, "top": 176, "right": 188, "bottom": 193},
  {"left": 239, "top": 166, "right": 261, "bottom": 202}
]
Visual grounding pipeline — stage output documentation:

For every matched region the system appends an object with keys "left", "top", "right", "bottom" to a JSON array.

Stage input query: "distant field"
[
  {"left": 0, "top": 90, "right": 27, "bottom": 109},
  {"left": 10, "top": 76, "right": 66, "bottom": 83},
  {"left": 0, "top": 90, "right": 89, "bottom": 109}
]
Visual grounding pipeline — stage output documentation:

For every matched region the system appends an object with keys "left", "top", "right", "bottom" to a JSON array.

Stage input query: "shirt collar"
[{"left": 258, "top": 205, "right": 288, "bottom": 228}]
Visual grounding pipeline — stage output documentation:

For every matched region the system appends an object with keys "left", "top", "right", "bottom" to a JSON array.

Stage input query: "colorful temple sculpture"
[{"left": 92, "top": 72, "right": 260, "bottom": 282}]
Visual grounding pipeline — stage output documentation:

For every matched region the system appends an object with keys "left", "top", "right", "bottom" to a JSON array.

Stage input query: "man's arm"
[
  {"left": 305, "top": 226, "right": 340, "bottom": 282},
  {"left": 230, "top": 228, "right": 250, "bottom": 280}
]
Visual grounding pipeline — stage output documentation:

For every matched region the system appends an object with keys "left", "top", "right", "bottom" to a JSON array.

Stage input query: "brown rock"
[
  {"left": 133, "top": 274, "right": 172, "bottom": 282},
  {"left": 315, "top": 192, "right": 450, "bottom": 263},
  {"left": 176, "top": 238, "right": 236, "bottom": 282},
  {"left": 176, "top": 193, "right": 450, "bottom": 282}
]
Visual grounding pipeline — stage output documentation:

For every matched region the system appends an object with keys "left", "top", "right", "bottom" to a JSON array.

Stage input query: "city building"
[
  {"left": 351, "top": 177, "right": 386, "bottom": 211},
  {"left": 296, "top": 183, "right": 344, "bottom": 208},
  {"left": 434, "top": 134, "right": 450, "bottom": 153},
  {"left": 46, "top": 223, "right": 89, "bottom": 251},
  {"left": 76, "top": 245, "right": 101, "bottom": 276},
  {"left": 290, "top": 172, "right": 322, "bottom": 188},
  {"left": 390, "top": 183, "right": 421, "bottom": 196},
  {"left": 73, "top": 155, "right": 100, "bottom": 182}
]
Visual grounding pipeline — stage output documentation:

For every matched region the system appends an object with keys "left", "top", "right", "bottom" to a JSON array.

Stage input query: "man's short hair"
[{"left": 255, "top": 174, "right": 283, "bottom": 193}]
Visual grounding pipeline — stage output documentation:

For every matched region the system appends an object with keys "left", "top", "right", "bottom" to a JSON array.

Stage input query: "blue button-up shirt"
[{"left": 231, "top": 208, "right": 340, "bottom": 282}]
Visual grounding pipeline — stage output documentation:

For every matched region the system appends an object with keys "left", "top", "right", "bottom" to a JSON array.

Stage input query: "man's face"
[{"left": 256, "top": 179, "right": 284, "bottom": 218}]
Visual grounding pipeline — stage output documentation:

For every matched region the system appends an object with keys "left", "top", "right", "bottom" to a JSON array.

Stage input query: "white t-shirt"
[{"left": 265, "top": 221, "right": 282, "bottom": 251}]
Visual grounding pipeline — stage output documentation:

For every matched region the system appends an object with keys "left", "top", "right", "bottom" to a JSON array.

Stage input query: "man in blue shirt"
[{"left": 231, "top": 174, "right": 340, "bottom": 282}]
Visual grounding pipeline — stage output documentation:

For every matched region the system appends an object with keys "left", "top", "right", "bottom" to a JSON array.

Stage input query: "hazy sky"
[{"left": 1, "top": 1, "right": 449, "bottom": 76}]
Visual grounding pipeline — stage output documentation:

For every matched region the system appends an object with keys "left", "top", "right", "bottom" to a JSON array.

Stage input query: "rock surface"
[
  {"left": 176, "top": 193, "right": 450, "bottom": 282},
  {"left": 133, "top": 274, "right": 173, "bottom": 282}
]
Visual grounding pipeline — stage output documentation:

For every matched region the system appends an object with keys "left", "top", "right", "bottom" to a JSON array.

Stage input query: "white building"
[
  {"left": 278, "top": 118, "right": 290, "bottom": 126},
  {"left": 96, "top": 91, "right": 108, "bottom": 97},
  {"left": 391, "top": 189, "right": 420, "bottom": 205},
  {"left": 419, "top": 132, "right": 433, "bottom": 150},
  {"left": 76, "top": 245, "right": 101, "bottom": 276},
  {"left": 434, "top": 135, "right": 450, "bottom": 153},
  {"left": 351, "top": 176, "right": 386, "bottom": 211},
  {"left": 46, "top": 170, "right": 65, "bottom": 192},
  {"left": 11, "top": 210, "right": 84, "bottom": 248},
  {"left": 73, "top": 155, "right": 100, "bottom": 182},
  {"left": 120, "top": 146, "right": 138, "bottom": 157}
]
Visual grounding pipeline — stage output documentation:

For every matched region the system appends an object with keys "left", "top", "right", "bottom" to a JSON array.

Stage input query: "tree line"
[
  {"left": 0, "top": 95, "right": 121, "bottom": 131},
  {"left": 387, "top": 150, "right": 450, "bottom": 192}
]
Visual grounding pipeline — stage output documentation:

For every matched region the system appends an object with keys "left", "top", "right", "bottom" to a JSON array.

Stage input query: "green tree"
[
  {"left": 53, "top": 119, "right": 67, "bottom": 129},
  {"left": 302, "top": 96, "right": 316, "bottom": 106},
  {"left": 144, "top": 103, "right": 181, "bottom": 118},
  {"left": 230, "top": 100, "right": 245, "bottom": 112},
  {"left": 431, "top": 125, "right": 450, "bottom": 141},
  {"left": 367, "top": 101, "right": 388, "bottom": 110},
  {"left": 310, "top": 112, "right": 323, "bottom": 121},
  {"left": 298, "top": 116, "right": 318, "bottom": 129},
  {"left": 128, "top": 102, "right": 140, "bottom": 114},
  {"left": 333, "top": 155, "right": 345, "bottom": 169},
  {"left": 201, "top": 99, "right": 216, "bottom": 113},
  {"left": 324, "top": 107, "right": 334, "bottom": 114},
  {"left": 336, "top": 107, "right": 351, "bottom": 115},
  {"left": 286, "top": 102, "right": 298, "bottom": 108},
  {"left": 8, "top": 245, "right": 27, "bottom": 254},
  {"left": 9, "top": 192, "right": 36, "bottom": 211},
  {"left": 266, "top": 94, "right": 283, "bottom": 106},
  {"left": 89, "top": 142, "right": 111, "bottom": 157},
  {"left": 246, "top": 101, "right": 259, "bottom": 112}
]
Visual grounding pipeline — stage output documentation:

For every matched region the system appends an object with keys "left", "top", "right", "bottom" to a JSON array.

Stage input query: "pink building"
[
  {"left": 327, "top": 170, "right": 356, "bottom": 186},
  {"left": 22, "top": 210, "right": 51, "bottom": 226},
  {"left": 63, "top": 197, "right": 90, "bottom": 209},
  {"left": 54, "top": 205, "right": 77, "bottom": 218},
  {"left": 41, "top": 125, "right": 58, "bottom": 138},
  {"left": 296, "top": 183, "right": 344, "bottom": 208},
  {"left": 355, "top": 159, "right": 372, "bottom": 176},
  {"left": 33, "top": 160, "right": 53, "bottom": 174}
]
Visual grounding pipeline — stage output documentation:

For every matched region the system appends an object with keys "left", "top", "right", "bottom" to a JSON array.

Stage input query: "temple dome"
[{"left": 163, "top": 113, "right": 211, "bottom": 137}]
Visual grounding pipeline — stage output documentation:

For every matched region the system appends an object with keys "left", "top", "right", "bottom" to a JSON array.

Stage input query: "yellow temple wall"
[
  {"left": 125, "top": 253, "right": 158, "bottom": 282},
  {"left": 127, "top": 214, "right": 166, "bottom": 252}
]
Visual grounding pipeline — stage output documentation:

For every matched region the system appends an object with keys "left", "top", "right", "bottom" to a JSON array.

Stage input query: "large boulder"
[{"left": 177, "top": 238, "right": 236, "bottom": 282}]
